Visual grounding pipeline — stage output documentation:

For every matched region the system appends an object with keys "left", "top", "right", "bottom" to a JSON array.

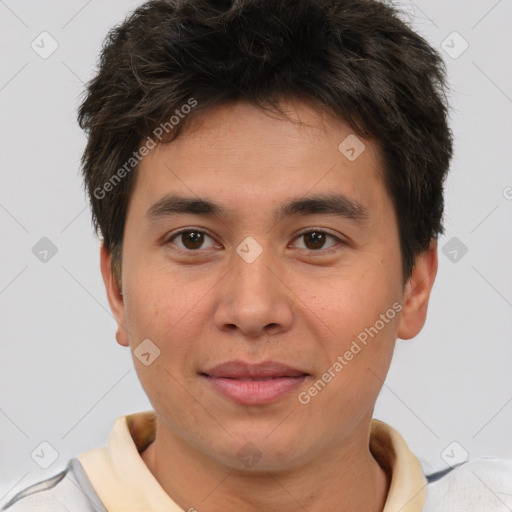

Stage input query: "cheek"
[
  {"left": 303, "top": 268, "right": 401, "bottom": 396},
  {"left": 305, "top": 265, "right": 400, "bottom": 338},
  {"left": 122, "top": 267, "right": 206, "bottom": 369},
  {"left": 122, "top": 273, "right": 205, "bottom": 418},
  {"left": 125, "top": 257, "right": 196, "bottom": 329}
]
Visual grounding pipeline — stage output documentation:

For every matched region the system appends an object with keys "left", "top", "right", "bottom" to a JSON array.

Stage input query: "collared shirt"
[{"left": 3, "top": 410, "right": 511, "bottom": 511}]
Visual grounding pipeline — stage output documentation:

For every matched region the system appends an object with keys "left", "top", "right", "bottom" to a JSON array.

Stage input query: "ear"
[
  {"left": 397, "top": 240, "right": 438, "bottom": 340},
  {"left": 100, "top": 243, "right": 129, "bottom": 347}
]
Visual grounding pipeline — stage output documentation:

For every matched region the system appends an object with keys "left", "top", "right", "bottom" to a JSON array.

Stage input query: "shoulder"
[
  {"left": 1, "top": 459, "right": 106, "bottom": 512},
  {"left": 424, "top": 457, "right": 512, "bottom": 511}
]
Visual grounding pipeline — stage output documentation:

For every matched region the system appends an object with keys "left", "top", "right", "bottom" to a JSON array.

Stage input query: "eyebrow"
[{"left": 145, "top": 193, "right": 369, "bottom": 224}]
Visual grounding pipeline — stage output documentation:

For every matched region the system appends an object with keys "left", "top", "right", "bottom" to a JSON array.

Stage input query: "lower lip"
[{"left": 203, "top": 375, "right": 308, "bottom": 405}]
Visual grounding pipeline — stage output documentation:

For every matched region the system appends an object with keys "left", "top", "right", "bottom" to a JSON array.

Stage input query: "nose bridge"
[
  {"left": 214, "top": 236, "right": 293, "bottom": 337},
  {"left": 232, "top": 236, "right": 279, "bottom": 306},
  {"left": 234, "top": 238, "right": 274, "bottom": 292}
]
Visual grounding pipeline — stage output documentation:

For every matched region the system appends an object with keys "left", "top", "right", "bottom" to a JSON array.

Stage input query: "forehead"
[{"left": 129, "top": 100, "right": 389, "bottom": 221}]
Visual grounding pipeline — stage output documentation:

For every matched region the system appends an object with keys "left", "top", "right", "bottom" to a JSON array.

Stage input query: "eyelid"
[{"left": 293, "top": 226, "right": 345, "bottom": 240}]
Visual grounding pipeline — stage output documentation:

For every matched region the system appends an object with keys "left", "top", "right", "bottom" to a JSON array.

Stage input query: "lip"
[{"left": 201, "top": 360, "right": 310, "bottom": 405}]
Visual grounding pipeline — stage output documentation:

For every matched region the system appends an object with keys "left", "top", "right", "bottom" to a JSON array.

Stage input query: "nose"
[{"left": 213, "top": 240, "right": 294, "bottom": 340}]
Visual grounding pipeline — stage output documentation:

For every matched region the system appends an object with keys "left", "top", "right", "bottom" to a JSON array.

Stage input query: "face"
[{"left": 101, "top": 99, "right": 437, "bottom": 471}]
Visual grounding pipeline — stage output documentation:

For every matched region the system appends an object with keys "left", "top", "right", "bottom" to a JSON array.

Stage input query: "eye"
[
  {"left": 292, "top": 229, "right": 343, "bottom": 253},
  {"left": 166, "top": 229, "right": 219, "bottom": 251},
  {"left": 164, "top": 228, "right": 344, "bottom": 255}
]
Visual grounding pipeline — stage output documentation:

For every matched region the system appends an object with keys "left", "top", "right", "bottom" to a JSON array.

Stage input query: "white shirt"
[{"left": 3, "top": 410, "right": 511, "bottom": 511}]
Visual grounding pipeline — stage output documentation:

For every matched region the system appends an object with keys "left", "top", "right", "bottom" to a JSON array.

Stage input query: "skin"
[{"left": 100, "top": 99, "right": 438, "bottom": 512}]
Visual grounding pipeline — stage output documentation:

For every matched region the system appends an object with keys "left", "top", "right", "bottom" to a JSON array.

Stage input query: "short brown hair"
[{"left": 78, "top": 0, "right": 453, "bottom": 287}]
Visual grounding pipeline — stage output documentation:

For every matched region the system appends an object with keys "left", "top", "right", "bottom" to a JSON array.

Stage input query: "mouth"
[{"left": 200, "top": 360, "right": 310, "bottom": 405}]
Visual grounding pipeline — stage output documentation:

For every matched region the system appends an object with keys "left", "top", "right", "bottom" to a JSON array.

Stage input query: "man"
[{"left": 3, "top": 0, "right": 511, "bottom": 510}]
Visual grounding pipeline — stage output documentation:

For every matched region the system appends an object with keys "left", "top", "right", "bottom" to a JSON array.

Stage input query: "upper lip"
[{"left": 202, "top": 360, "right": 309, "bottom": 379}]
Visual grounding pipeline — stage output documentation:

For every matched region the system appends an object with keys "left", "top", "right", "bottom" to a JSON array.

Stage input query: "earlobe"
[
  {"left": 100, "top": 243, "right": 129, "bottom": 347},
  {"left": 397, "top": 240, "right": 438, "bottom": 340}
]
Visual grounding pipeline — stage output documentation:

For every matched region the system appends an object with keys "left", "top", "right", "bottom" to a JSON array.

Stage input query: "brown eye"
[
  {"left": 303, "top": 232, "right": 327, "bottom": 250},
  {"left": 167, "top": 229, "right": 217, "bottom": 251},
  {"left": 293, "top": 230, "right": 341, "bottom": 252},
  {"left": 181, "top": 231, "right": 204, "bottom": 249}
]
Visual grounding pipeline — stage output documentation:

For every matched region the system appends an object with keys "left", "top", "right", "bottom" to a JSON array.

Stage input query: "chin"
[{"left": 203, "top": 429, "right": 312, "bottom": 474}]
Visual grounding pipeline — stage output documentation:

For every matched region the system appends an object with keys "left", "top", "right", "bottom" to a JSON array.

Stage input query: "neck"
[{"left": 141, "top": 417, "right": 390, "bottom": 512}]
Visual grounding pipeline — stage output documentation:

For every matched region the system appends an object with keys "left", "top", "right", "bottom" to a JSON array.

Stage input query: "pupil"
[
  {"left": 306, "top": 232, "right": 325, "bottom": 249},
  {"left": 184, "top": 231, "right": 203, "bottom": 249}
]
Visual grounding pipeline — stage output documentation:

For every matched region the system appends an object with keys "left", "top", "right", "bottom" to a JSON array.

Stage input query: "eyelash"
[{"left": 163, "top": 227, "right": 345, "bottom": 256}]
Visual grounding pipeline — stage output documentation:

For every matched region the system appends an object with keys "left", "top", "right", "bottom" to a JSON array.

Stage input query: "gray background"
[{"left": 1, "top": 0, "right": 511, "bottom": 505}]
